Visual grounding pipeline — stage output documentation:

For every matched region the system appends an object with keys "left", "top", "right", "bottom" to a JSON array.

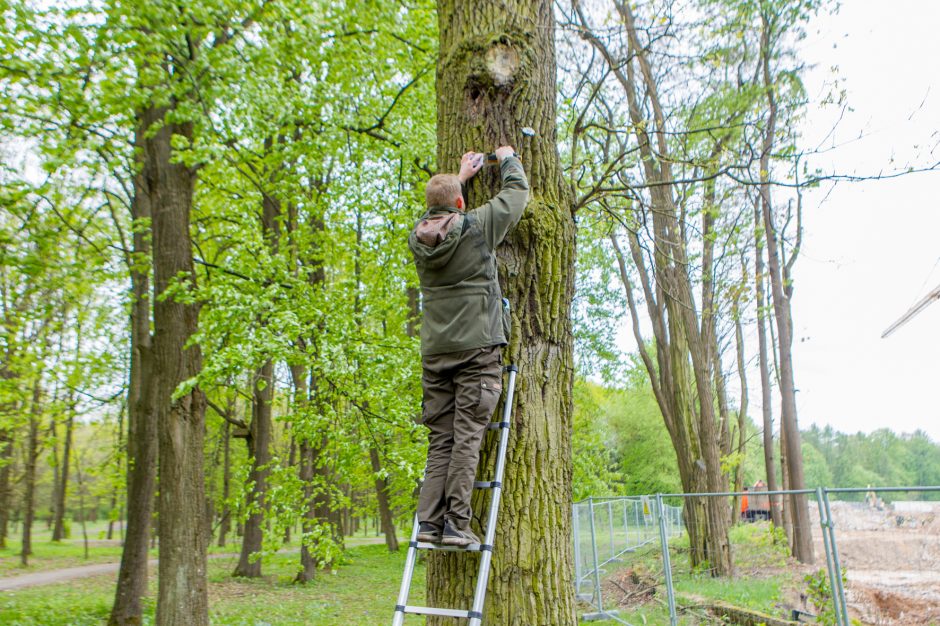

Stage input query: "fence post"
[
  {"left": 822, "top": 489, "right": 849, "bottom": 626},
  {"left": 622, "top": 499, "right": 628, "bottom": 550},
  {"left": 607, "top": 500, "right": 615, "bottom": 560},
  {"left": 573, "top": 503, "right": 582, "bottom": 598},
  {"left": 656, "top": 493, "right": 678, "bottom": 626},
  {"left": 815, "top": 487, "right": 843, "bottom": 625},
  {"left": 588, "top": 497, "right": 604, "bottom": 614}
]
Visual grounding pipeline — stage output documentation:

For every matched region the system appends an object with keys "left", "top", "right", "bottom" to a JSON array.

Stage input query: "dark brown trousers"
[{"left": 417, "top": 345, "right": 502, "bottom": 530}]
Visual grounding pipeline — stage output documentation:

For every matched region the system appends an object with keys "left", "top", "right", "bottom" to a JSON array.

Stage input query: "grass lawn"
[
  {"left": 1, "top": 543, "right": 426, "bottom": 625},
  {"left": 0, "top": 521, "right": 386, "bottom": 576}
]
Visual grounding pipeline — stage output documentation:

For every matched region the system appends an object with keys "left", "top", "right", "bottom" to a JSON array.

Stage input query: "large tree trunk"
[
  {"left": 759, "top": 12, "right": 812, "bottom": 564},
  {"left": 368, "top": 445, "right": 399, "bottom": 552},
  {"left": 233, "top": 361, "right": 274, "bottom": 578},
  {"left": 148, "top": 106, "right": 209, "bottom": 626},
  {"left": 109, "top": 117, "right": 160, "bottom": 626},
  {"left": 426, "top": 1, "right": 577, "bottom": 623},
  {"left": 21, "top": 378, "right": 43, "bottom": 566}
]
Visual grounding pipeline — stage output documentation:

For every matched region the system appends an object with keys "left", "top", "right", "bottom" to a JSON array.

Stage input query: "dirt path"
[
  {"left": 0, "top": 559, "right": 148, "bottom": 591},
  {"left": 0, "top": 536, "right": 389, "bottom": 591}
]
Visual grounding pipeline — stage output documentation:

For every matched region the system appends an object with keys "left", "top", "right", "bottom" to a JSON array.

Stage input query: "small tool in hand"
[{"left": 485, "top": 127, "right": 536, "bottom": 165}]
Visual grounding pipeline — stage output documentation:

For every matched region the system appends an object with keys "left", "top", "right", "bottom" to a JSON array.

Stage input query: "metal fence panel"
[
  {"left": 573, "top": 486, "right": 940, "bottom": 625},
  {"left": 823, "top": 487, "right": 940, "bottom": 626},
  {"left": 572, "top": 496, "right": 682, "bottom": 623}
]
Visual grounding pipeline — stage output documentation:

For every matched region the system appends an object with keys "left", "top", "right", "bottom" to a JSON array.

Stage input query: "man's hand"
[
  {"left": 494, "top": 145, "right": 516, "bottom": 162},
  {"left": 458, "top": 151, "right": 485, "bottom": 183}
]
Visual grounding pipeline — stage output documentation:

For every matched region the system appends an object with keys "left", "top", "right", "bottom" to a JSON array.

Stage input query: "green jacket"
[{"left": 409, "top": 157, "right": 529, "bottom": 356}]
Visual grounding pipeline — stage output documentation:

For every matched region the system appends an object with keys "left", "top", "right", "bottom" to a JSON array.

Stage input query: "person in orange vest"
[{"left": 740, "top": 486, "right": 750, "bottom": 522}]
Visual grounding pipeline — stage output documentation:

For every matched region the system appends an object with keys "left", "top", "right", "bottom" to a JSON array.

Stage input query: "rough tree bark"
[
  {"left": 758, "top": 11, "right": 812, "bottom": 564},
  {"left": 109, "top": 116, "right": 160, "bottom": 626},
  {"left": 426, "top": 1, "right": 577, "bottom": 623},
  {"left": 148, "top": 105, "right": 209, "bottom": 625}
]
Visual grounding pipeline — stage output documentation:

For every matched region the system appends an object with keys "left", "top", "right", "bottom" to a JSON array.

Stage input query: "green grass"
[
  {"left": 0, "top": 521, "right": 388, "bottom": 576},
  {"left": 1, "top": 543, "right": 426, "bottom": 625}
]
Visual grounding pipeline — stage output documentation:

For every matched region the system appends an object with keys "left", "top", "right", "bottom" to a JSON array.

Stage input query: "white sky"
[
  {"left": 781, "top": 1, "right": 940, "bottom": 440},
  {"left": 605, "top": 1, "right": 940, "bottom": 442}
]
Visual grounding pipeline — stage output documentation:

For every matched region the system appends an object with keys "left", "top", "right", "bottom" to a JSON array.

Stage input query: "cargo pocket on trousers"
[{"left": 476, "top": 376, "right": 502, "bottom": 422}]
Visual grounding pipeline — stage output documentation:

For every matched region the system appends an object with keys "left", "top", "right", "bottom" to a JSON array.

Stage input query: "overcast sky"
[
  {"left": 606, "top": 1, "right": 940, "bottom": 441},
  {"left": 773, "top": 1, "right": 939, "bottom": 440}
]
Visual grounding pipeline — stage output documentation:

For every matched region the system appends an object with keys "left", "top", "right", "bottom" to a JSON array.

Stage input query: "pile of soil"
[{"left": 604, "top": 567, "right": 658, "bottom": 609}]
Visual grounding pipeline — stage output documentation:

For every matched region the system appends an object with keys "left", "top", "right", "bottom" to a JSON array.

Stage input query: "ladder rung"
[
  {"left": 473, "top": 480, "right": 501, "bottom": 489},
  {"left": 414, "top": 541, "right": 488, "bottom": 552},
  {"left": 401, "top": 605, "right": 472, "bottom": 618}
]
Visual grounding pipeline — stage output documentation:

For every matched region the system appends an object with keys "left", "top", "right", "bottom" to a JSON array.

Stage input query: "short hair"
[{"left": 425, "top": 174, "right": 462, "bottom": 208}]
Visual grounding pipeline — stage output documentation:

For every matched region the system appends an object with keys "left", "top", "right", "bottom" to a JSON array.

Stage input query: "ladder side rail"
[
  {"left": 392, "top": 510, "right": 422, "bottom": 625},
  {"left": 468, "top": 365, "right": 518, "bottom": 626}
]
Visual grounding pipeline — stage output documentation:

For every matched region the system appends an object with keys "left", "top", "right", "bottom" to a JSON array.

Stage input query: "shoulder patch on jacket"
[{"left": 415, "top": 213, "right": 462, "bottom": 247}]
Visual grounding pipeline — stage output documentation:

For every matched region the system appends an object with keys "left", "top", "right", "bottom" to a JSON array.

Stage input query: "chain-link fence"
[{"left": 573, "top": 486, "right": 940, "bottom": 625}]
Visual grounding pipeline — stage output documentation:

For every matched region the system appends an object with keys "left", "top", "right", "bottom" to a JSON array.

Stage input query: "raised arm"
[{"left": 472, "top": 147, "right": 529, "bottom": 249}]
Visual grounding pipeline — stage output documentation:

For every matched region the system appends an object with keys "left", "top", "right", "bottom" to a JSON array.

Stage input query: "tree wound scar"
[{"left": 486, "top": 45, "right": 520, "bottom": 87}]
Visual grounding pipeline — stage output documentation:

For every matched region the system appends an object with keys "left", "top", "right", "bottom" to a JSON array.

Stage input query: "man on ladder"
[{"left": 407, "top": 145, "right": 528, "bottom": 547}]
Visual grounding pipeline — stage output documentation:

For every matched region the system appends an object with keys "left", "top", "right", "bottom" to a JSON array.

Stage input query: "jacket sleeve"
[{"left": 471, "top": 156, "right": 529, "bottom": 250}]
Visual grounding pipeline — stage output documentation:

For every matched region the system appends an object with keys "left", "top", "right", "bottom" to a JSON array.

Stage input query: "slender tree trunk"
[
  {"left": 233, "top": 361, "right": 273, "bottom": 578},
  {"left": 218, "top": 420, "right": 231, "bottom": 548},
  {"left": 754, "top": 201, "right": 783, "bottom": 530},
  {"left": 583, "top": 0, "right": 732, "bottom": 575},
  {"left": 759, "top": 12, "right": 812, "bottom": 564},
  {"left": 51, "top": 403, "right": 75, "bottom": 541},
  {"left": 0, "top": 360, "right": 13, "bottom": 549},
  {"left": 428, "top": 1, "right": 577, "bottom": 622},
  {"left": 148, "top": 105, "right": 209, "bottom": 626},
  {"left": 109, "top": 117, "right": 160, "bottom": 626},
  {"left": 732, "top": 298, "right": 749, "bottom": 526},
  {"left": 0, "top": 425, "right": 12, "bottom": 549},
  {"left": 287, "top": 191, "right": 332, "bottom": 582},
  {"left": 49, "top": 415, "right": 61, "bottom": 535},
  {"left": 294, "top": 439, "right": 318, "bottom": 582},
  {"left": 284, "top": 433, "right": 295, "bottom": 543},
  {"left": 779, "top": 424, "right": 793, "bottom": 544},
  {"left": 75, "top": 451, "right": 89, "bottom": 560},
  {"left": 368, "top": 445, "right": 399, "bottom": 552},
  {"left": 21, "top": 378, "right": 43, "bottom": 566}
]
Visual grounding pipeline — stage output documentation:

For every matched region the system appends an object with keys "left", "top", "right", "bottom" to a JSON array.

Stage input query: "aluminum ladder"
[{"left": 392, "top": 364, "right": 518, "bottom": 626}]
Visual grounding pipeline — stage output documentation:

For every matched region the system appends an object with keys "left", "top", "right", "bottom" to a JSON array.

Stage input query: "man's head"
[{"left": 425, "top": 174, "right": 464, "bottom": 210}]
